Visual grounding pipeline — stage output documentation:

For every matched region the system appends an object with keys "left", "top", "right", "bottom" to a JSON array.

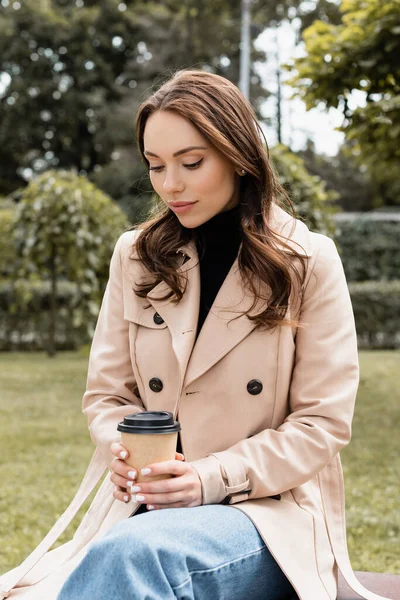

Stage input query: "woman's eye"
[{"left": 149, "top": 159, "right": 203, "bottom": 172}]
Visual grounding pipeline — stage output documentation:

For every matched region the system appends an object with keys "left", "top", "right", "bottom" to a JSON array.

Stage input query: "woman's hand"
[
  {"left": 110, "top": 442, "right": 142, "bottom": 503},
  {"left": 129, "top": 457, "right": 203, "bottom": 510},
  {"left": 110, "top": 442, "right": 203, "bottom": 510}
]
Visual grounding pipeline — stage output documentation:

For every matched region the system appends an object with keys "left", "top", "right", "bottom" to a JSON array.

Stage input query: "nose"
[{"left": 163, "top": 168, "right": 184, "bottom": 194}]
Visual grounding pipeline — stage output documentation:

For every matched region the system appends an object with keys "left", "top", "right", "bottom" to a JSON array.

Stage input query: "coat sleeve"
[
  {"left": 190, "top": 234, "right": 360, "bottom": 505},
  {"left": 82, "top": 231, "right": 144, "bottom": 467}
]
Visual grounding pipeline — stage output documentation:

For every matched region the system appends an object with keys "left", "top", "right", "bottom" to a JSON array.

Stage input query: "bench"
[{"left": 338, "top": 571, "right": 400, "bottom": 600}]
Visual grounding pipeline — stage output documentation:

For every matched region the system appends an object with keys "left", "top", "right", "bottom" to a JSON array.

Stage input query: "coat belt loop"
[{"left": 225, "top": 480, "right": 251, "bottom": 495}]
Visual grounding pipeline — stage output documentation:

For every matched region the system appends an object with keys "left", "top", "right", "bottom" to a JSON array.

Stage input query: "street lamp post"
[{"left": 239, "top": 0, "right": 252, "bottom": 100}]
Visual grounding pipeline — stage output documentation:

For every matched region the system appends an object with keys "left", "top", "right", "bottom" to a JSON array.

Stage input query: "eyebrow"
[{"left": 144, "top": 146, "right": 208, "bottom": 158}]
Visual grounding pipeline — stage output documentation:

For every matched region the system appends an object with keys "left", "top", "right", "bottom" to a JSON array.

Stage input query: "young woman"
[{"left": 0, "top": 70, "right": 389, "bottom": 600}]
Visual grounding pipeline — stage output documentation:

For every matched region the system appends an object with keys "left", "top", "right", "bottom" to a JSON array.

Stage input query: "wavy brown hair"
[{"left": 132, "top": 68, "right": 309, "bottom": 330}]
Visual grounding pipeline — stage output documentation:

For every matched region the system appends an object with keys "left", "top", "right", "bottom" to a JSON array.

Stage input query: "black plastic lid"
[{"left": 117, "top": 411, "right": 181, "bottom": 435}]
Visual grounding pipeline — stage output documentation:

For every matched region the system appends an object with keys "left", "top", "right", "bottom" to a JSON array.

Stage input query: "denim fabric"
[{"left": 57, "top": 504, "right": 297, "bottom": 600}]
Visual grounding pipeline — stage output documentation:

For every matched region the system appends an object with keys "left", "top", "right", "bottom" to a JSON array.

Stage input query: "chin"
[
  {"left": 176, "top": 216, "right": 201, "bottom": 229},
  {"left": 174, "top": 211, "right": 208, "bottom": 229}
]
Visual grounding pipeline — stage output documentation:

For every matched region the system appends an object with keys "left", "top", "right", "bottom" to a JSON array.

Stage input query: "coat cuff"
[{"left": 190, "top": 453, "right": 251, "bottom": 505}]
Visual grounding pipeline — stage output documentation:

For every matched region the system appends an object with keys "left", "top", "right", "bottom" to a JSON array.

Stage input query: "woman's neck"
[{"left": 194, "top": 204, "right": 242, "bottom": 256}]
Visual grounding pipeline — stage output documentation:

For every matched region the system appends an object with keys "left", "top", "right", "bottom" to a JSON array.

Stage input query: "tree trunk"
[{"left": 48, "top": 243, "right": 57, "bottom": 357}]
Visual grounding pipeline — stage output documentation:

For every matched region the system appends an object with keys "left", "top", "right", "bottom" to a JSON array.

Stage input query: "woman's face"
[{"left": 143, "top": 110, "right": 240, "bottom": 228}]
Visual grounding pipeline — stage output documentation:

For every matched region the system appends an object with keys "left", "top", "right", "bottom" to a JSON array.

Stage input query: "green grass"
[
  {"left": 341, "top": 351, "right": 400, "bottom": 573},
  {"left": 0, "top": 351, "right": 93, "bottom": 574},
  {"left": 0, "top": 350, "right": 399, "bottom": 575}
]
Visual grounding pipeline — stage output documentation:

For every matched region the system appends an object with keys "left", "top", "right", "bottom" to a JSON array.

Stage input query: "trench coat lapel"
[
  {"left": 145, "top": 244, "right": 265, "bottom": 391},
  {"left": 184, "top": 204, "right": 313, "bottom": 387},
  {"left": 146, "top": 240, "right": 200, "bottom": 389},
  {"left": 146, "top": 204, "right": 312, "bottom": 389},
  {"left": 184, "top": 258, "right": 265, "bottom": 387}
]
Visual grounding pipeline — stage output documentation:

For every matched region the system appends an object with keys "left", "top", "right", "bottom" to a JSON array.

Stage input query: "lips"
[
  {"left": 168, "top": 201, "right": 198, "bottom": 215},
  {"left": 169, "top": 202, "right": 196, "bottom": 207}
]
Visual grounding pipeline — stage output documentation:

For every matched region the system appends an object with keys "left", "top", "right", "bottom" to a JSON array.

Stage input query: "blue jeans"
[{"left": 57, "top": 504, "right": 297, "bottom": 600}]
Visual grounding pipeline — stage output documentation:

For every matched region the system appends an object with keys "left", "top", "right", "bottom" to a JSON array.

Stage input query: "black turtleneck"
[{"left": 194, "top": 204, "right": 243, "bottom": 338}]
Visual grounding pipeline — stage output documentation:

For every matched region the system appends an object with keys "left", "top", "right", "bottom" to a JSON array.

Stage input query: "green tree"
[
  {"left": 0, "top": 0, "right": 272, "bottom": 194},
  {"left": 0, "top": 0, "right": 321, "bottom": 213},
  {"left": 0, "top": 0, "right": 150, "bottom": 195},
  {"left": 285, "top": 0, "right": 400, "bottom": 205},
  {"left": 271, "top": 143, "right": 337, "bottom": 234},
  {"left": 298, "top": 139, "right": 374, "bottom": 212},
  {"left": 296, "top": 0, "right": 342, "bottom": 36},
  {"left": 12, "top": 168, "right": 129, "bottom": 356}
]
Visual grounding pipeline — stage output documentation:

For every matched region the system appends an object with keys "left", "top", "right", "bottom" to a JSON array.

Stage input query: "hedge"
[
  {"left": 348, "top": 280, "right": 400, "bottom": 349},
  {"left": 0, "top": 280, "right": 89, "bottom": 351},
  {"left": 1, "top": 279, "right": 399, "bottom": 351},
  {"left": 334, "top": 215, "right": 400, "bottom": 282}
]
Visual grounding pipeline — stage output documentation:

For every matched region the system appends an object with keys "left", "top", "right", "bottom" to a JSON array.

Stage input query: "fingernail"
[
  {"left": 147, "top": 505, "right": 155, "bottom": 510},
  {"left": 128, "top": 470, "right": 137, "bottom": 479},
  {"left": 126, "top": 480, "right": 133, "bottom": 488},
  {"left": 141, "top": 468, "right": 151, "bottom": 476},
  {"left": 123, "top": 495, "right": 129, "bottom": 502},
  {"left": 135, "top": 494, "right": 145, "bottom": 501},
  {"left": 120, "top": 451, "right": 128, "bottom": 459},
  {"left": 130, "top": 485, "right": 141, "bottom": 493}
]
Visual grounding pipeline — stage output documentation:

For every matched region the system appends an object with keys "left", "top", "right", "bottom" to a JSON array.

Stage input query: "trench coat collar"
[{"left": 146, "top": 203, "right": 313, "bottom": 388}]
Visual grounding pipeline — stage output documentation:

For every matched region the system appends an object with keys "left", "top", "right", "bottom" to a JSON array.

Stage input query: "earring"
[{"left": 237, "top": 169, "right": 246, "bottom": 176}]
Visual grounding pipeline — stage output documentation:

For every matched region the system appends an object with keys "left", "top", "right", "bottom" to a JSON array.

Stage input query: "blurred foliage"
[
  {"left": 0, "top": 279, "right": 85, "bottom": 351},
  {"left": 348, "top": 280, "right": 400, "bottom": 349},
  {"left": 285, "top": 0, "right": 400, "bottom": 205},
  {"left": 0, "top": 0, "right": 348, "bottom": 221},
  {"left": 296, "top": 0, "right": 343, "bottom": 36},
  {"left": 335, "top": 217, "right": 400, "bottom": 281},
  {"left": 89, "top": 146, "right": 154, "bottom": 225},
  {"left": 0, "top": 203, "right": 16, "bottom": 277},
  {"left": 270, "top": 143, "right": 337, "bottom": 235},
  {"left": 298, "top": 139, "right": 377, "bottom": 212},
  {"left": 11, "top": 169, "right": 129, "bottom": 353},
  {"left": 2, "top": 277, "right": 399, "bottom": 351},
  {"left": 345, "top": 96, "right": 400, "bottom": 206},
  {"left": 0, "top": 0, "right": 304, "bottom": 197}
]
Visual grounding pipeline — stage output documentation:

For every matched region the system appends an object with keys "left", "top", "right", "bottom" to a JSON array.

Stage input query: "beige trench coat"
[{"left": 0, "top": 205, "right": 391, "bottom": 600}]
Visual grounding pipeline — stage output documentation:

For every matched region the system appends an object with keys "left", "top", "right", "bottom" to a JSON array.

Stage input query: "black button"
[
  {"left": 149, "top": 377, "right": 163, "bottom": 393},
  {"left": 153, "top": 312, "right": 164, "bottom": 325},
  {"left": 247, "top": 379, "right": 263, "bottom": 395}
]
